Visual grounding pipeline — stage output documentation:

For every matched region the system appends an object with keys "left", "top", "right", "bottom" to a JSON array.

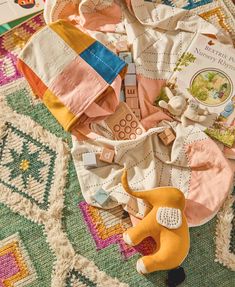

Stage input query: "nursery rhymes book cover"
[
  {"left": 168, "top": 33, "right": 235, "bottom": 147},
  {"left": 0, "top": 0, "right": 44, "bottom": 25}
]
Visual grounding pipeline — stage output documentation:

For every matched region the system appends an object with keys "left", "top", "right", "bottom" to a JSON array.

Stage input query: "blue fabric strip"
[{"left": 80, "top": 41, "right": 126, "bottom": 84}]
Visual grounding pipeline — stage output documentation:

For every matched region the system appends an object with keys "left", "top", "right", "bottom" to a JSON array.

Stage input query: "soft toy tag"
[{"left": 156, "top": 207, "right": 182, "bottom": 229}]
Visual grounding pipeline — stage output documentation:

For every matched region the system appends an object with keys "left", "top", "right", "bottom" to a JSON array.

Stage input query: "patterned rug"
[
  {"left": 0, "top": 80, "right": 129, "bottom": 287},
  {"left": 0, "top": 2, "right": 235, "bottom": 286},
  {"left": 215, "top": 182, "right": 235, "bottom": 271}
]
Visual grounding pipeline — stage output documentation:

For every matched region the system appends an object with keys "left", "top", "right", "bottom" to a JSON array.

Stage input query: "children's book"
[
  {"left": 0, "top": 0, "right": 44, "bottom": 26},
  {"left": 167, "top": 33, "right": 235, "bottom": 147}
]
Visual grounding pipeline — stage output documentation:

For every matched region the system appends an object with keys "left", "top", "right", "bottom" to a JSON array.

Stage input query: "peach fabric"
[
  {"left": 47, "top": 0, "right": 122, "bottom": 33},
  {"left": 71, "top": 75, "right": 125, "bottom": 140},
  {"left": 137, "top": 75, "right": 172, "bottom": 129},
  {"left": 79, "top": 3, "right": 122, "bottom": 31},
  {"left": 49, "top": 56, "right": 108, "bottom": 118},
  {"left": 47, "top": 55, "right": 123, "bottom": 132},
  {"left": 229, "top": 160, "right": 235, "bottom": 172},
  {"left": 45, "top": 0, "right": 78, "bottom": 23},
  {"left": 185, "top": 139, "right": 233, "bottom": 226},
  {"left": 224, "top": 145, "right": 235, "bottom": 160},
  {"left": 86, "top": 74, "right": 124, "bottom": 120},
  {"left": 71, "top": 82, "right": 122, "bottom": 139},
  {"left": 53, "top": 2, "right": 78, "bottom": 21}
]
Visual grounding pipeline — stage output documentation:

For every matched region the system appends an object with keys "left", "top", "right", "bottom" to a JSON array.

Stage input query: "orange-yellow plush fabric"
[{"left": 122, "top": 170, "right": 190, "bottom": 274}]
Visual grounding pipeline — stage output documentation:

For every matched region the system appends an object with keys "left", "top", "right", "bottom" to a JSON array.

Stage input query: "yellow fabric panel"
[
  {"left": 49, "top": 20, "right": 95, "bottom": 55},
  {"left": 43, "top": 89, "right": 77, "bottom": 131}
]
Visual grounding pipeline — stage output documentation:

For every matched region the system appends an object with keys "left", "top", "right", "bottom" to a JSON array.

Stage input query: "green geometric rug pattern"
[
  {"left": 0, "top": 122, "right": 55, "bottom": 210},
  {"left": 0, "top": 82, "right": 127, "bottom": 287},
  {"left": 0, "top": 75, "right": 234, "bottom": 287},
  {"left": 0, "top": 203, "right": 55, "bottom": 287}
]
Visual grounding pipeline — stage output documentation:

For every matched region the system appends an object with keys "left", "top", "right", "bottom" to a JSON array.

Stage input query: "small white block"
[
  {"left": 127, "top": 63, "right": 136, "bottom": 74},
  {"left": 120, "top": 89, "right": 125, "bottom": 102},
  {"left": 118, "top": 52, "right": 133, "bottom": 64},
  {"left": 82, "top": 153, "right": 97, "bottom": 168},
  {"left": 124, "top": 74, "right": 136, "bottom": 86},
  {"left": 93, "top": 188, "right": 110, "bottom": 205}
]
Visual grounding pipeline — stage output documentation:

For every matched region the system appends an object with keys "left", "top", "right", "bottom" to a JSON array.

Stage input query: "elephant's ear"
[{"left": 156, "top": 207, "right": 182, "bottom": 229}]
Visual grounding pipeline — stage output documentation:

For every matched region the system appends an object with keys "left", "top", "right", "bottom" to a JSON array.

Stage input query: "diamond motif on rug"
[
  {"left": 193, "top": 0, "right": 235, "bottom": 43},
  {"left": 0, "top": 233, "right": 37, "bottom": 287},
  {"left": 0, "top": 122, "right": 55, "bottom": 210},
  {"left": 79, "top": 202, "right": 156, "bottom": 259}
]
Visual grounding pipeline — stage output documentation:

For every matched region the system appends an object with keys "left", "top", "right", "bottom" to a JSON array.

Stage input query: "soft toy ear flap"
[
  {"left": 159, "top": 100, "right": 169, "bottom": 110},
  {"left": 156, "top": 207, "right": 182, "bottom": 229}
]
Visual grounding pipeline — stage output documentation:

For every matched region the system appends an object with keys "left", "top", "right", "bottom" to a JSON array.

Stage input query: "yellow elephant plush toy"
[{"left": 121, "top": 170, "right": 190, "bottom": 274}]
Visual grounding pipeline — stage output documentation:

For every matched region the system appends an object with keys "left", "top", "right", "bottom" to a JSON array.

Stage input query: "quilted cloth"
[
  {"left": 17, "top": 20, "right": 127, "bottom": 133},
  {"left": 43, "top": 0, "right": 233, "bottom": 129},
  {"left": 71, "top": 122, "right": 233, "bottom": 227}
]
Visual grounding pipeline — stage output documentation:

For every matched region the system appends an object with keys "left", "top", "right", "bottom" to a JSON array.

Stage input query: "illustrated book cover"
[{"left": 166, "top": 33, "right": 235, "bottom": 147}]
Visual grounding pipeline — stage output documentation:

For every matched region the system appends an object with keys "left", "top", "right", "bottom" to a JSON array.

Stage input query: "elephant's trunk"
[{"left": 121, "top": 170, "right": 149, "bottom": 201}]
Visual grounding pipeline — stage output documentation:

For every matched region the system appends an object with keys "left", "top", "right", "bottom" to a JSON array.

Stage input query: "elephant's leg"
[
  {"left": 123, "top": 214, "right": 154, "bottom": 246},
  {"left": 136, "top": 248, "right": 182, "bottom": 274}
]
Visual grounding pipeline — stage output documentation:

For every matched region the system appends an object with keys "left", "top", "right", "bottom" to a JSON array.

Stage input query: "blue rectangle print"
[{"left": 80, "top": 41, "right": 126, "bottom": 84}]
